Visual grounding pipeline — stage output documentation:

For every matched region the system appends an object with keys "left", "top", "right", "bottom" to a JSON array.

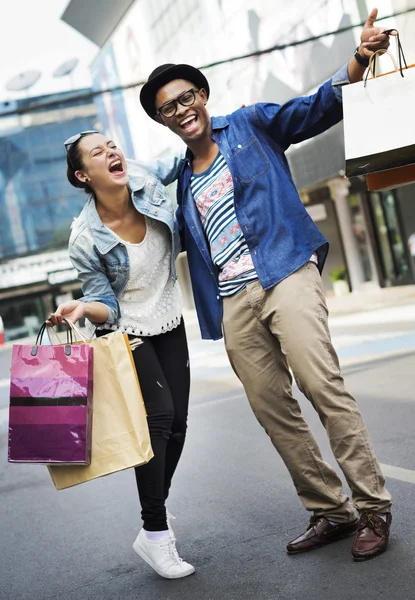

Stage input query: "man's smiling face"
[{"left": 155, "top": 79, "right": 211, "bottom": 144}]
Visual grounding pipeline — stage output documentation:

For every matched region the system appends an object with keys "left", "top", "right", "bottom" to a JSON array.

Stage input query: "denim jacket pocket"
[
  {"left": 150, "top": 190, "right": 169, "bottom": 206},
  {"left": 148, "top": 178, "right": 170, "bottom": 206},
  {"left": 233, "top": 139, "right": 269, "bottom": 184}
]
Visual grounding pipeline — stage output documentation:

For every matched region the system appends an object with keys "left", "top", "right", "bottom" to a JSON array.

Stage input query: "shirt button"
[
  {"left": 154, "top": 210, "right": 158, "bottom": 215},
  {"left": 237, "top": 144, "right": 242, "bottom": 149},
  {"left": 227, "top": 154, "right": 230, "bottom": 158},
  {"left": 245, "top": 225, "right": 248, "bottom": 230}
]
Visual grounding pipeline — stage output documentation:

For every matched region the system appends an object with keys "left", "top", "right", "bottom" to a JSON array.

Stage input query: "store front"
[
  {"left": 366, "top": 190, "right": 413, "bottom": 287},
  {"left": 300, "top": 176, "right": 415, "bottom": 294},
  {"left": 0, "top": 283, "right": 82, "bottom": 342},
  {"left": 329, "top": 177, "right": 415, "bottom": 292},
  {"left": 0, "top": 251, "right": 81, "bottom": 342}
]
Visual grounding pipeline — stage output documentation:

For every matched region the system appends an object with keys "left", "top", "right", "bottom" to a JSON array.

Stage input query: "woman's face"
[{"left": 75, "top": 133, "right": 129, "bottom": 191}]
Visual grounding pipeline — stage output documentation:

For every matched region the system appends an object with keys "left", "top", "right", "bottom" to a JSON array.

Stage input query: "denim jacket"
[
  {"left": 177, "top": 66, "right": 350, "bottom": 341},
  {"left": 69, "top": 156, "right": 183, "bottom": 325}
]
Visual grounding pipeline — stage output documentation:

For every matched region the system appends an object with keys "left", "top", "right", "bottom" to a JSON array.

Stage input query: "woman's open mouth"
[{"left": 108, "top": 159, "right": 125, "bottom": 176}]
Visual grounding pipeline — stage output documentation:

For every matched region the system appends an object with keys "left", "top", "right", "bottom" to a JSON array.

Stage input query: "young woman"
[{"left": 46, "top": 130, "right": 194, "bottom": 580}]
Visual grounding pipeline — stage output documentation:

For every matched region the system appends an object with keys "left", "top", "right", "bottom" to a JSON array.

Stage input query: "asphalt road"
[{"left": 1, "top": 312, "right": 415, "bottom": 600}]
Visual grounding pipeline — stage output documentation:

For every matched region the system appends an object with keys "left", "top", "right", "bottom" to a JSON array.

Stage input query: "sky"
[{"left": 0, "top": 0, "right": 98, "bottom": 102}]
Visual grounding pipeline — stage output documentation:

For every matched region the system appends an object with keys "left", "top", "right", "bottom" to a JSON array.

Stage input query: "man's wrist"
[{"left": 354, "top": 45, "right": 370, "bottom": 67}]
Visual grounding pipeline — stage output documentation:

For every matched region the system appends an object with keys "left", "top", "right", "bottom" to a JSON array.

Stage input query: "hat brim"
[{"left": 140, "top": 64, "right": 210, "bottom": 121}]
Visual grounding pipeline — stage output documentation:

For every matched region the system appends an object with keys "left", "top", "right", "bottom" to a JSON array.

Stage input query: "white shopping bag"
[{"left": 343, "top": 39, "right": 415, "bottom": 178}]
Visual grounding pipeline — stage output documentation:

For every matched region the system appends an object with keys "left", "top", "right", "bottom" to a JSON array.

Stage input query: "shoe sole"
[
  {"left": 352, "top": 546, "right": 387, "bottom": 562},
  {"left": 133, "top": 541, "right": 196, "bottom": 579},
  {"left": 287, "top": 527, "right": 358, "bottom": 555}
]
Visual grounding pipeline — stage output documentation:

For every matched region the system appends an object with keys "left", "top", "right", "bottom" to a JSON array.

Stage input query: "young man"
[{"left": 140, "top": 9, "right": 392, "bottom": 561}]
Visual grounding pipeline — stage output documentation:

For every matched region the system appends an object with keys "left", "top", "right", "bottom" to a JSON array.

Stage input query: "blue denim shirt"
[
  {"left": 177, "top": 65, "right": 350, "bottom": 340},
  {"left": 69, "top": 157, "right": 182, "bottom": 325}
]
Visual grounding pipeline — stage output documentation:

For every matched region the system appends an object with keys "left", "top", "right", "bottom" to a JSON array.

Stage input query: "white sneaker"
[{"left": 133, "top": 529, "right": 195, "bottom": 579}]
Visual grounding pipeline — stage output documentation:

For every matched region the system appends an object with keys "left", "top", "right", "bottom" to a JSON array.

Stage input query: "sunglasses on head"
[{"left": 64, "top": 130, "right": 99, "bottom": 152}]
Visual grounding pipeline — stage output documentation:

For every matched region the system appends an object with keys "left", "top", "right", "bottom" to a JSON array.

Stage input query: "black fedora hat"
[{"left": 140, "top": 63, "right": 210, "bottom": 121}]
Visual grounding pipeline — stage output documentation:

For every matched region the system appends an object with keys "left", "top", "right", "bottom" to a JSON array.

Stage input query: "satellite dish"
[
  {"left": 53, "top": 58, "right": 79, "bottom": 78},
  {"left": 6, "top": 70, "right": 41, "bottom": 92}
]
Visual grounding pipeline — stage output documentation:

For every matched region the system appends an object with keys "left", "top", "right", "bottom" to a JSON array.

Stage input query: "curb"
[
  {"left": 339, "top": 346, "right": 415, "bottom": 369},
  {"left": 326, "top": 300, "right": 415, "bottom": 317}
]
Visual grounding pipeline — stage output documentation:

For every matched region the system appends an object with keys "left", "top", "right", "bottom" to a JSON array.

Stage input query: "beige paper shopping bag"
[{"left": 48, "top": 330, "right": 153, "bottom": 490}]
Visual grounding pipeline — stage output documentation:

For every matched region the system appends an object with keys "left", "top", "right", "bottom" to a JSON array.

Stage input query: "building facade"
[
  {"left": 0, "top": 89, "right": 98, "bottom": 340},
  {"left": 62, "top": 0, "right": 415, "bottom": 297}
]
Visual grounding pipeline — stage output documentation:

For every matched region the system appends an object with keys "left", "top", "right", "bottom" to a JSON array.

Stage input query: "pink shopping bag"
[{"left": 8, "top": 321, "right": 94, "bottom": 465}]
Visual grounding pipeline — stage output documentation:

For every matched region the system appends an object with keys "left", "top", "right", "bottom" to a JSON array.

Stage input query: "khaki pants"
[{"left": 222, "top": 263, "right": 391, "bottom": 522}]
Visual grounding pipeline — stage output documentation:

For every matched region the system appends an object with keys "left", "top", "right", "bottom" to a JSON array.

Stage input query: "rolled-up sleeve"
[
  {"left": 69, "top": 245, "right": 120, "bottom": 325},
  {"left": 331, "top": 63, "right": 350, "bottom": 101}
]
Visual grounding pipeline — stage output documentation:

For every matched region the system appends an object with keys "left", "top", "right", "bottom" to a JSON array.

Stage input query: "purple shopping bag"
[{"left": 8, "top": 322, "right": 94, "bottom": 465}]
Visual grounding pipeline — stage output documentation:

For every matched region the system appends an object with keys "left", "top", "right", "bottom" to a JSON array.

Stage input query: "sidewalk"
[
  {"left": 183, "top": 284, "right": 415, "bottom": 340},
  {"left": 325, "top": 284, "right": 415, "bottom": 315},
  {"left": 1, "top": 285, "right": 414, "bottom": 351}
]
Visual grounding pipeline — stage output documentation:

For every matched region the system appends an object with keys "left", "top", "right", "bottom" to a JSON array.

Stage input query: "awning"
[{"left": 61, "top": 0, "right": 135, "bottom": 47}]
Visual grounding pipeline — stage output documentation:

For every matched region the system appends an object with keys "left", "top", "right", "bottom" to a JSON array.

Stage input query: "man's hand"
[
  {"left": 359, "top": 7, "right": 392, "bottom": 60},
  {"left": 347, "top": 8, "right": 393, "bottom": 83}
]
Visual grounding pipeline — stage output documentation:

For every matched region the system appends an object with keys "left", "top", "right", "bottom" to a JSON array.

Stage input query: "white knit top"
[{"left": 102, "top": 216, "right": 182, "bottom": 337}]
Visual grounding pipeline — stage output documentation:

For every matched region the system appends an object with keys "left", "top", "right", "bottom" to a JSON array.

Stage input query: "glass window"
[
  {"left": 369, "top": 191, "right": 410, "bottom": 284},
  {"left": 0, "top": 101, "right": 97, "bottom": 259},
  {"left": 348, "top": 193, "right": 372, "bottom": 281}
]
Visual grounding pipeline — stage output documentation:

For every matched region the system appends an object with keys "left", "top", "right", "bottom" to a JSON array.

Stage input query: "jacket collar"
[
  {"left": 85, "top": 179, "right": 141, "bottom": 255},
  {"left": 183, "top": 115, "right": 229, "bottom": 167},
  {"left": 211, "top": 115, "right": 229, "bottom": 130}
]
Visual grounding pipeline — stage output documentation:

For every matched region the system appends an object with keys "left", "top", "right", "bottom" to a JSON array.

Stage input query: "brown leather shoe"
[
  {"left": 351, "top": 511, "right": 392, "bottom": 561},
  {"left": 287, "top": 516, "right": 359, "bottom": 555}
]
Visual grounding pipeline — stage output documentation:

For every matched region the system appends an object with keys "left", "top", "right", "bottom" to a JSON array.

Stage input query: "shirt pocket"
[{"left": 233, "top": 138, "right": 269, "bottom": 184}]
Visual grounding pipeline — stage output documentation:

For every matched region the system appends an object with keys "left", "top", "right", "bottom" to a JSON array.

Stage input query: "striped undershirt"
[{"left": 190, "top": 152, "right": 258, "bottom": 297}]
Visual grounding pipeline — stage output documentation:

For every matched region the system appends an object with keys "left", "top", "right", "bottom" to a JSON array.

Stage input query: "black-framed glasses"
[
  {"left": 64, "top": 130, "right": 99, "bottom": 151},
  {"left": 157, "top": 88, "right": 199, "bottom": 118}
]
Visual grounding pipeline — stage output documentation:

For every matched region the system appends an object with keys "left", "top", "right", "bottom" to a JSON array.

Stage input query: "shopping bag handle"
[
  {"left": 46, "top": 318, "right": 90, "bottom": 346},
  {"left": 369, "top": 49, "right": 398, "bottom": 77},
  {"left": 364, "top": 29, "right": 408, "bottom": 86},
  {"left": 32, "top": 319, "right": 74, "bottom": 356},
  {"left": 63, "top": 320, "right": 90, "bottom": 343}
]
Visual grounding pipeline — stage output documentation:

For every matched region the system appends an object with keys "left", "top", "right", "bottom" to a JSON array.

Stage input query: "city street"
[
  {"left": 2, "top": 2, "right": 415, "bottom": 600},
  {"left": 1, "top": 306, "right": 415, "bottom": 600}
]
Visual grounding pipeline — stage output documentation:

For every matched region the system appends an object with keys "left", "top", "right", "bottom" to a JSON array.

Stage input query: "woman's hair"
[{"left": 66, "top": 135, "right": 94, "bottom": 195}]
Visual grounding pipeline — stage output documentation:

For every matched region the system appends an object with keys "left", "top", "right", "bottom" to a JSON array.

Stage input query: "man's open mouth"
[{"left": 180, "top": 115, "right": 197, "bottom": 131}]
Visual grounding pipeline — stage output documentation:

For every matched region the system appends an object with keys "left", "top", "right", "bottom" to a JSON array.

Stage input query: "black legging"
[{"left": 97, "top": 320, "right": 190, "bottom": 531}]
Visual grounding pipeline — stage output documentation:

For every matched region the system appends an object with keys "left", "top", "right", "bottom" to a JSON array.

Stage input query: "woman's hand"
[{"left": 46, "top": 300, "right": 86, "bottom": 327}]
